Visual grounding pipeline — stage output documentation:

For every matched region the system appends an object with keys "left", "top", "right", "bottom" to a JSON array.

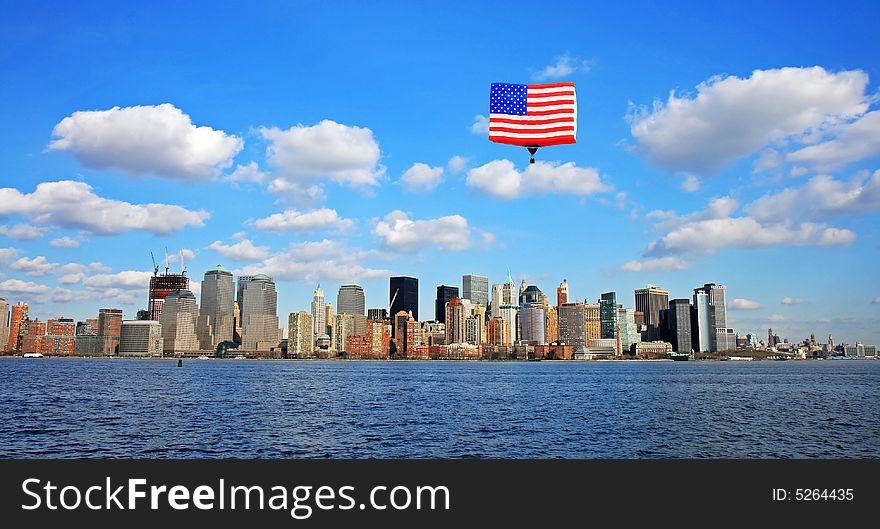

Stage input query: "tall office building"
[
  {"left": 97, "top": 308, "right": 123, "bottom": 355},
  {"left": 119, "top": 320, "right": 163, "bottom": 357},
  {"left": 490, "top": 272, "right": 519, "bottom": 344},
  {"left": 665, "top": 299, "right": 693, "bottom": 353},
  {"left": 337, "top": 284, "right": 365, "bottom": 316},
  {"left": 599, "top": 292, "right": 617, "bottom": 339},
  {"left": 148, "top": 265, "right": 189, "bottom": 321},
  {"left": 584, "top": 303, "right": 601, "bottom": 341},
  {"left": 487, "top": 317, "right": 510, "bottom": 346},
  {"left": 6, "top": 301, "right": 27, "bottom": 352},
  {"left": 160, "top": 291, "right": 200, "bottom": 353},
  {"left": 389, "top": 276, "right": 418, "bottom": 321},
  {"left": 240, "top": 274, "right": 279, "bottom": 351},
  {"left": 311, "top": 284, "right": 326, "bottom": 339},
  {"left": 333, "top": 313, "right": 357, "bottom": 354},
  {"left": 557, "top": 280, "right": 569, "bottom": 306},
  {"left": 201, "top": 265, "right": 234, "bottom": 348},
  {"left": 559, "top": 303, "right": 587, "bottom": 348},
  {"left": 444, "top": 297, "right": 467, "bottom": 344},
  {"left": 435, "top": 285, "right": 459, "bottom": 323},
  {"left": 44, "top": 317, "right": 75, "bottom": 356},
  {"left": 617, "top": 307, "right": 641, "bottom": 353},
  {"left": 692, "top": 290, "right": 712, "bottom": 352},
  {"left": 462, "top": 274, "right": 489, "bottom": 307},
  {"left": 519, "top": 302, "right": 546, "bottom": 345},
  {"left": 367, "top": 308, "right": 388, "bottom": 321},
  {"left": 694, "top": 283, "right": 734, "bottom": 352},
  {"left": 0, "top": 297, "right": 8, "bottom": 351},
  {"left": 288, "top": 311, "right": 314, "bottom": 358},
  {"left": 634, "top": 285, "right": 669, "bottom": 341}
]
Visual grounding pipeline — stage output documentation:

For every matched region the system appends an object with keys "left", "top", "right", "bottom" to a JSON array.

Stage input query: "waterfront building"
[
  {"left": 6, "top": 301, "right": 28, "bottom": 352},
  {"left": 288, "top": 311, "right": 314, "bottom": 358},
  {"left": 519, "top": 302, "right": 546, "bottom": 345},
  {"left": 617, "top": 307, "right": 641, "bottom": 353},
  {"left": 692, "top": 290, "right": 712, "bottom": 352},
  {"left": 487, "top": 316, "right": 510, "bottom": 346},
  {"left": 634, "top": 285, "right": 669, "bottom": 341},
  {"left": 435, "top": 285, "right": 460, "bottom": 323},
  {"left": 42, "top": 317, "right": 75, "bottom": 356},
  {"left": 365, "top": 319, "right": 391, "bottom": 358},
  {"left": 333, "top": 313, "right": 356, "bottom": 354},
  {"left": 337, "top": 284, "right": 365, "bottom": 316},
  {"left": 695, "top": 283, "right": 735, "bottom": 352},
  {"left": 462, "top": 274, "right": 489, "bottom": 307},
  {"left": 490, "top": 271, "right": 519, "bottom": 344},
  {"left": 160, "top": 290, "right": 200, "bottom": 353},
  {"left": 97, "top": 308, "right": 123, "bottom": 355},
  {"left": 119, "top": 320, "right": 162, "bottom": 357},
  {"left": 0, "top": 297, "right": 8, "bottom": 350},
  {"left": 201, "top": 265, "right": 235, "bottom": 348},
  {"left": 325, "top": 303, "right": 334, "bottom": 339},
  {"left": 19, "top": 318, "right": 46, "bottom": 354},
  {"left": 599, "top": 292, "right": 617, "bottom": 340},
  {"left": 545, "top": 305, "right": 559, "bottom": 344},
  {"left": 633, "top": 340, "right": 673, "bottom": 358},
  {"left": 444, "top": 297, "right": 467, "bottom": 344},
  {"left": 390, "top": 276, "right": 419, "bottom": 321},
  {"left": 393, "top": 310, "right": 421, "bottom": 356},
  {"left": 559, "top": 303, "right": 586, "bottom": 347},
  {"left": 240, "top": 274, "right": 279, "bottom": 351},
  {"left": 584, "top": 303, "right": 601, "bottom": 341},
  {"left": 665, "top": 299, "right": 693, "bottom": 353},
  {"left": 311, "top": 284, "right": 326, "bottom": 342},
  {"left": 421, "top": 320, "right": 446, "bottom": 346}
]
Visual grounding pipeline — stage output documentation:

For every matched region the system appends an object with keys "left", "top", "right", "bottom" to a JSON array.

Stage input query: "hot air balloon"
[{"left": 487, "top": 82, "right": 577, "bottom": 163}]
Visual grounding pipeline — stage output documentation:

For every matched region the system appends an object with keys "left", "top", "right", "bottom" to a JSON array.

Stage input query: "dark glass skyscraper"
[
  {"left": 435, "top": 285, "right": 459, "bottom": 323},
  {"left": 600, "top": 291, "right": 617, "bottom": 339},
  {"left": 664, "top": 298, "right": 693, "bottom": 353},
  {"left": 390, "top": 276, "right": 419, "bottom": 321}
]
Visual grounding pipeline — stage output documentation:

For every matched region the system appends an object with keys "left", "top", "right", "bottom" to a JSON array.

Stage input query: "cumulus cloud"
[
  {"left": 466, "top": 159, "right": 610, "bottom": 199},
  {"left": 619, "top": 256, "right": 689, "bottom": 273},
  {"left": 225, "top": 161, "right": 268, "bottom": 183},
  {"left": 0, "top": 278, "right": 51, "bottom": 294},
  {"left": 470, "top": 115, "right": 489, "bottom": 134},
  {"left": 252, "top": 208, "right": 354, "bottom": 233},
  {"left": 373, "top": 211, "right": 482, "bottom": 253},
  {"left": 731, "top": 298, "right": 761, "bottom": 310},
  {"left": 0, "top": 224, "right": 48, "bottom": 241},
  {"left": 0, "top": 180, "right": 209, "bottom": 235},
  {"left": 0, "top": 247, "right": 18, "bottom": 264},
  {"left": 680, "top": 174, "right": 701, "bottom": 193},
  {"left": 447, "top": 155, "right": 468, "bottom": 173},
  {"left": 787, "top": 111, "right": 880, "bottom": 171},
  {"left": 782, "top": 297, "right": 806, "bottom": 305},
  {"left": 747, "top": 170, "right": 880, "bottom": 224},
  {"left": 768, "top": 314, "right": 787, "bottom": 322},
  {"left": 400, "top": 163, "right": 444, "bottom": 192},
  {"left": 83, "top": 270, "right": 153, "bottom": 290},
  {"left": 9, "top": 256, "right": 58, "bottom": 276},
  {"left": 49, "top": 236, "right": 81, "bottom": 248},
  {"left": 872, "top": 297, "right": 880, "bottom": 305},
  {"left": 628, "top": 67, "right": 871, "bottom": 174},
  {"left": 533, "top": 53, "right": 591, "bottom": 81},
  {"left": 49, "top": 103, "right": 242, "bottom": 180},
  {"left": 236, "top": 239, "right": 391, "bottom": 283},
  {"left": 260, "top": 120, "right": 384, "bottom": 193},
  {"left": 208, "top": 239, "right": 270, "bottom": 261}
]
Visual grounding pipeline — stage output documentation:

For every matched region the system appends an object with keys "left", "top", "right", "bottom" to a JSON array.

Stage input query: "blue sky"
[{"left": 1, "top": 1, "right": 879, "bottom": 344}]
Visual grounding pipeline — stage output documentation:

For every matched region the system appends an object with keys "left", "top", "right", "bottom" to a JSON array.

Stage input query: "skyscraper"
[
  {"left": 97, "top": 308, "right": 123, "bottom": 355},
  {"left": 6, "top": 301, "right": 27, "bottom": 352},
  {"left": 519, "top": 302, "right": 546, "bottom": 345},
  {"left": 666, "top": 299, "right": 693, "bottom": 353},
  {"left": 390, "top": 276, "right": 418, "bottom": 321},
  {"left": 201, "top": 265, "right": 234, "bottom": 348},
  {"left": 337, "top": 284, "right": 365, "bottom": 316},
  {"left": 599, "top": 292, "right": 617, "bottom": 339},
  {"left": 444, "top": 297, "right": 467, "bottom": 344},
  {"left": 435, "top": 285, "right": 459, "bottom": 323},
  {"left": 119, "top": 320, "right": 163, "bottom": 357},
  {"left": 634, "top": 285, "right": 669, "bottom": 341},
  {"left": 240, "top": 274, "right": 279, "bottom": 351},
  {"left": 462, "top": 274, "right": 489, "bottom": 307},
  {"left": 288, "top": 311, "right": 314, "bottom": 358},
  {"left": 617, "top": 307, "right": 641, "bottom": 353},
  {"left": 557, "top": 280, "right": 569, "bottom": 307},
  {"left": 311, "top": 284, "right": 326, "bottom": 339},
  {"left": 0, "top": 297, "right": 8, "bottom": 351},
  {"left": 694, "top": 283, "right": 734, "bottom": 352},
  {"left": 692, "top": 290, "right": 712, "bottom": 352},
  {"left": 159, "top": 291, "right": 200, "bottom": 353},
  {"left": 559, "top": 303, "right": 587, "bottom": 348},
  {"left": 148, "top": 260, "right": 189, "bottom": 321}
]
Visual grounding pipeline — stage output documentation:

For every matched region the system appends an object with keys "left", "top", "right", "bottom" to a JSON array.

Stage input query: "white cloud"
[
  {"left": 49, "top": 103, "right": 242, "bottom": 180},
  {"left": 0, "top": 180, "right": 209, "bottom": 235},
  {"left": 619, "top": 256, "right": 689, "bottom": 273},
  {"left": 871, "top": 297, "right": 880, "bottom": 305},
  {"left": 731, "top": 298, "right": 761, "bottom": 310},
  {"left": 84, "top": 270, "right": 153, "bottom": 290},
  {"left": 782, "top": 297, "right": 806, "bottom": 305},
  {"left": 236, "top": 239, "right": 391, "bottom": 283},
  {"left": 208, "top": 239, "right": 270, "bottom": 261},
  {"left": 49, "top": 236, "right": 81, "bottom": 248},
  {"left": 0, "top": 278, "right": 51, "bottom": 294},
  {"left": 0, "top": 247, "right": 18, "bottom": 264},
  {"left": 0, "top": 224, "right": 48, "bottom": 241},
  {"left": 260, "top": 120, "right": 384, "bottom": 192},
  {"left": 9, "top": 256, "right": 58, "bottom": 276},
  {"left": 466, "top": 159, "right": 610, "bottom": 199},
  {"left": 470, "top": 115, "right": 489, "bottom": 134},
  {"left": 753, "top": 149, "right": 784, "bottom": 174},
  {"left": 747, "top": 170, "right": 880, "bottom": 224},
  {"left": 373, "top": 211, "right": 479, "bottom": 253},
  {"left": 400, "top": 163, "right": 444, "bottom": 193},
  {"left": 253, "top": 208, "right": 354, "bottom": 233},
  {"left": 680, "top": 174, "right": 701, "bottom": 192},
  {"left": 768, "top": 314, "right": 787, "bottom": 322},
  {"left": 629, "top": 67, "right": 871, "bottom": 173},
  {"left": 447, "top": 155, "right": 468, "bottom": 173},
  {"left": 787, "top": 111, "right": 880, "bottom": 171},
  {"left": 533, "top": 53, "right": 591, "bottom": 81},
  {"left": 225, "top": 162, "right": 268, "bottom": 183}
]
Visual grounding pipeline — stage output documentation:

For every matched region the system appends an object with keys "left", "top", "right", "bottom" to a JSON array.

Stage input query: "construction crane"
[
  {"left": 389, "top": 288, "right": 399, "bottom": 316},
  {"left": 150, "top": 251, "right": 159, "bottom": 276}
]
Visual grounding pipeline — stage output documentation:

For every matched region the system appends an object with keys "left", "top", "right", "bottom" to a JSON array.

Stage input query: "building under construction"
[{"left": 148, "top": 250, "right": 189, "bottom": 321}]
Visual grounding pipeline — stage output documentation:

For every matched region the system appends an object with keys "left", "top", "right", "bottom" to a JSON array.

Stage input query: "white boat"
[
  {"left": 22, "top": 352, "right": 43, "bottom": 358},
  {"left": 196, "top": 355, "right": 210, "bottom": 360},
  {"left": 233, "top": 355, "right": 246, "bottom": 360},
  {"left": 728, "top": 356, "right": 753, "bottom": 361}
]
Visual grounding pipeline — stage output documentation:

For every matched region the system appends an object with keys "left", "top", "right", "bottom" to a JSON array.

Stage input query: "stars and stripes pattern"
[{"left": 488, "top": 82, "right": 577, "bottom": 147}]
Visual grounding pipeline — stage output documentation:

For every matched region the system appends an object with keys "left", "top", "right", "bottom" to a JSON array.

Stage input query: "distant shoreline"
[{"left": 0, "top": 355, "right": 871, "bottom": 363}]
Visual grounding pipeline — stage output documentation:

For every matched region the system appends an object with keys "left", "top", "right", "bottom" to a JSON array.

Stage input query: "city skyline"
[{"left": 0, "top": 2, "right": 878, "bottom": 345}]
